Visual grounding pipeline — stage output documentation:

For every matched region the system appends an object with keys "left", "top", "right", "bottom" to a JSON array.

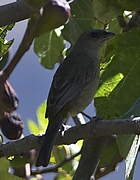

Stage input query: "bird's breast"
[{"left": 68, "top": 71, "right": 99, "bottom": 117}]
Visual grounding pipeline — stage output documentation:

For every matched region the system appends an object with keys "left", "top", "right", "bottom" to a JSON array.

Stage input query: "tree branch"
[
  {"left": 0, "top": 117, "right": 140, "bottom": 158},
  {"left": 0, "top": 0, "right": 38, "bottom": 27},
  {"left": 56, "top": 116, "right": 140, "bottom": 145},
  {"left": 31, "top": 151, "right": 81, "bottom": 175},
  {"left": 73, "top": 136, "right": 107, "bottom": 180},
  {"left": 0, "top": 14, "right": 40, "bottom": 82}
]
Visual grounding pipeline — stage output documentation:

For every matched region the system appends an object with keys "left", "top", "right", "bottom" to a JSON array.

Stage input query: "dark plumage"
[{"left": 36, "top": 29, "right": 115, "bottom": 167}]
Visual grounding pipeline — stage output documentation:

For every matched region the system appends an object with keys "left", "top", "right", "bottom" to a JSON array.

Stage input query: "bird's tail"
[{"left": 36, "top": 117, "right": 62, "bottom": 167}]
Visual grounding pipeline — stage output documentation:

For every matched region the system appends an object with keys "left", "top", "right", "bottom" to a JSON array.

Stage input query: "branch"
[
  {"left": 73, "top": 137, "right": 107, "bottom": 180},
  {"left": 73, "top": 116, "right": 111, "bottom": 180},
  {"left": 0, "top": 0, "right": 38, "bottom": 27},
  {"left": 0, "top": 117, "right": 140, "bottom": 158},
  {"left": 56, "top": 116, "right": 140, "bottom": 145},
  {"left": 31, "top": 151, "right": 81, "bottom": 175},
  {"left": 0, "top": 14, "right": 40, "bottom": 82}
]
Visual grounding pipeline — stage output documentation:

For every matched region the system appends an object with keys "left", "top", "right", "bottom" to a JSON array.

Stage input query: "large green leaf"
[
  {"left": 34, "top": 30, "right": 64, "bottom": 69},
  {"left": 28, "top": 102, "right": 48, "bottom": 134},
  {"left": 62, "top": 0, "right": 96, "bottom": 44},
  {"left": 99, "top": 137, "right": 122, "bottom": 168},
  {"left": 62, "top": 0, "right": 122, "bottom": 45},
  {"left": 94, "top": 28, "right": 140, "bottom": 178},
  {"left": 55, "top": 173, "right": 72, "bottom": 180},
  {"left": 117, "top": 0, "right": 140, "bottom": 11},
  {"left": 92, "top": 0, "right": 122, "bottom": 22},
  {"left": 36, "top": 101, "right": 48, "bottom": 130},
  {"left": 0, "top": 158, "right": 24, "bottom": 180},
  {"left": 95, "top": 28, "right": 140, "bottom": 119},
  {"left": 28, "top": 120, "right": 40, "bottom": 135}
]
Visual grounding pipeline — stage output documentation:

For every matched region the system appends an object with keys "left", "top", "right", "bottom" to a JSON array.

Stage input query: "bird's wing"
[{"left": 46, "top": 53, "right": 98, "bottom": 118}]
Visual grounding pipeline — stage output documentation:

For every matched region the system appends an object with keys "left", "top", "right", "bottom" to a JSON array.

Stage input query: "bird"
[{"left": 36, "top": 29, "right": 115, "bottom": 167}]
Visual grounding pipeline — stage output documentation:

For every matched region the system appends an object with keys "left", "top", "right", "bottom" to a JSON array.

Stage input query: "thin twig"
[
  {"left": 31, "top": 151, "right": 81, "bottom": 175},
  {"left": 0, "top": 1, "right": 37, "bottom": 27}
]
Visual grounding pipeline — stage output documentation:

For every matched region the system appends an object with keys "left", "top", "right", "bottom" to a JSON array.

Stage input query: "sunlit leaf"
[
  {"left": 0, "top": 158, "right": 24, "bottom": 180},
  {"left": 95, "top": 28, "right": 140, "bottom": 119},
  {"left": 55, "top": 173, "right": 72, "bottom": 180},
  {"left": 27, "top": 120, "right": 40, "bottom": 135},
  {"left": 34, "top": 30, "right": 64, "bottom": 69},
  {"left": 36, "top": 102, "right": 48, "bottom": 131}
]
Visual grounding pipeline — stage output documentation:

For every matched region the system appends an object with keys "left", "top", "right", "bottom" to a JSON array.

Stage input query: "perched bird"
[{"left": 36, "top": 29, "right": 115, "bottom": 167}]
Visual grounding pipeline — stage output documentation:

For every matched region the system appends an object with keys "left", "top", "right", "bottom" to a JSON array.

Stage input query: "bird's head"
[
  {"left": 89, "top": 29, "right": 115, "bottom": 41},
  {"left": 78, "top": 29, "right": 115, "bottom": 45},
  {"left": 74, "top": 29, "right": 115, "bottom": 56}
]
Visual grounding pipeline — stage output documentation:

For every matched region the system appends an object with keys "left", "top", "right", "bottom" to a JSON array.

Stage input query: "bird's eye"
[{"left": 90, "top": 32, "right": 99, "bottom": 38}]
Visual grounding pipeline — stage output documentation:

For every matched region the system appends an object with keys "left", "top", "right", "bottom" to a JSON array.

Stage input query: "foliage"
[
  {"left": 0, "top": 0, "right": 140, "bottom": 179},
  {"left": 34, "top": 30, "right": 64, "bottom": 69},
  {"left": 28, "top": 102, "right": 48, "bottom": 135},
  {"left": 33, "top": 0, "right": 140, "bottom": 179},
  {"left": 0, "top": 25, "right": 14, "bottom": 70},
  {"left": 28, "top": 102, "right": 80, "bottom": 174},
  {"left": 0, "top": 24, "right": 23, "bottom": 180},
  {"left": 0, "top": 158, "right": 24, "bottom": 180}
]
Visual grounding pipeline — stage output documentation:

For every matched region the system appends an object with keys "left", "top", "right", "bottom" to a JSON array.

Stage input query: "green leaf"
[
  {"left": 108, "top": 18, "right": 122, "bottom": 34},
  {"left": 0, "top": 25, "right": 14, "bottom": 39},
  {"left": 95, "top": 28, "right": 140, "bottom": 119},
  {"left": 95, "top": 29, "right": 140, "bottom": 173},
  {"left": 96, "top": 73, "right": 124, "bottom": 97},
  {"left": 27, "top": 120, "right": 40, "bottom": 135},
  {"left": 53, "top": 146, "right": 67, "bottom": 164},
  {"left": 99, "top": 137, "right": 122, "bottom": 168},
  {"left": 9, "top": 155, "right": 29, "bottom": 168},
  {"left": 55, "top": 173, "right": 72, "bottom": 180},
  {"left": 62, "top": 0, "right": 96, "bottom": 44},
  {"left": 92, "top": 0, "right": 122, "bottom": 22},
  {"left": 0, "top": 158, "right": 24, "bottom": 180},
  {"left": 34, "top": 30, "right": 64, "bottom": 69},
  {"left": 117, "top": 0, "right": 140, "bottom": 11},
  {"left": 36, "top": 101, "right": 48, "bottom": 131},
  {"left": 0, "top": 25, "right": 14, "bottom": 64},
  {"left": 62, "top": 0, "right": 122, "bottom": 45},
  {"left": 28, "top": 102, "right": 48, "bottom": 135},
  {"left": 52, "top": 145, "right": 75, "bottom": 174},
  {"left": 0, "top": 39, "right": 13, "bottom": 57}
]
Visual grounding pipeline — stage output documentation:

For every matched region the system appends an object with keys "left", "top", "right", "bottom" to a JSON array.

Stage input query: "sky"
[{"left": 1, "top": 1, "right": 140, "bottom": 180}]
